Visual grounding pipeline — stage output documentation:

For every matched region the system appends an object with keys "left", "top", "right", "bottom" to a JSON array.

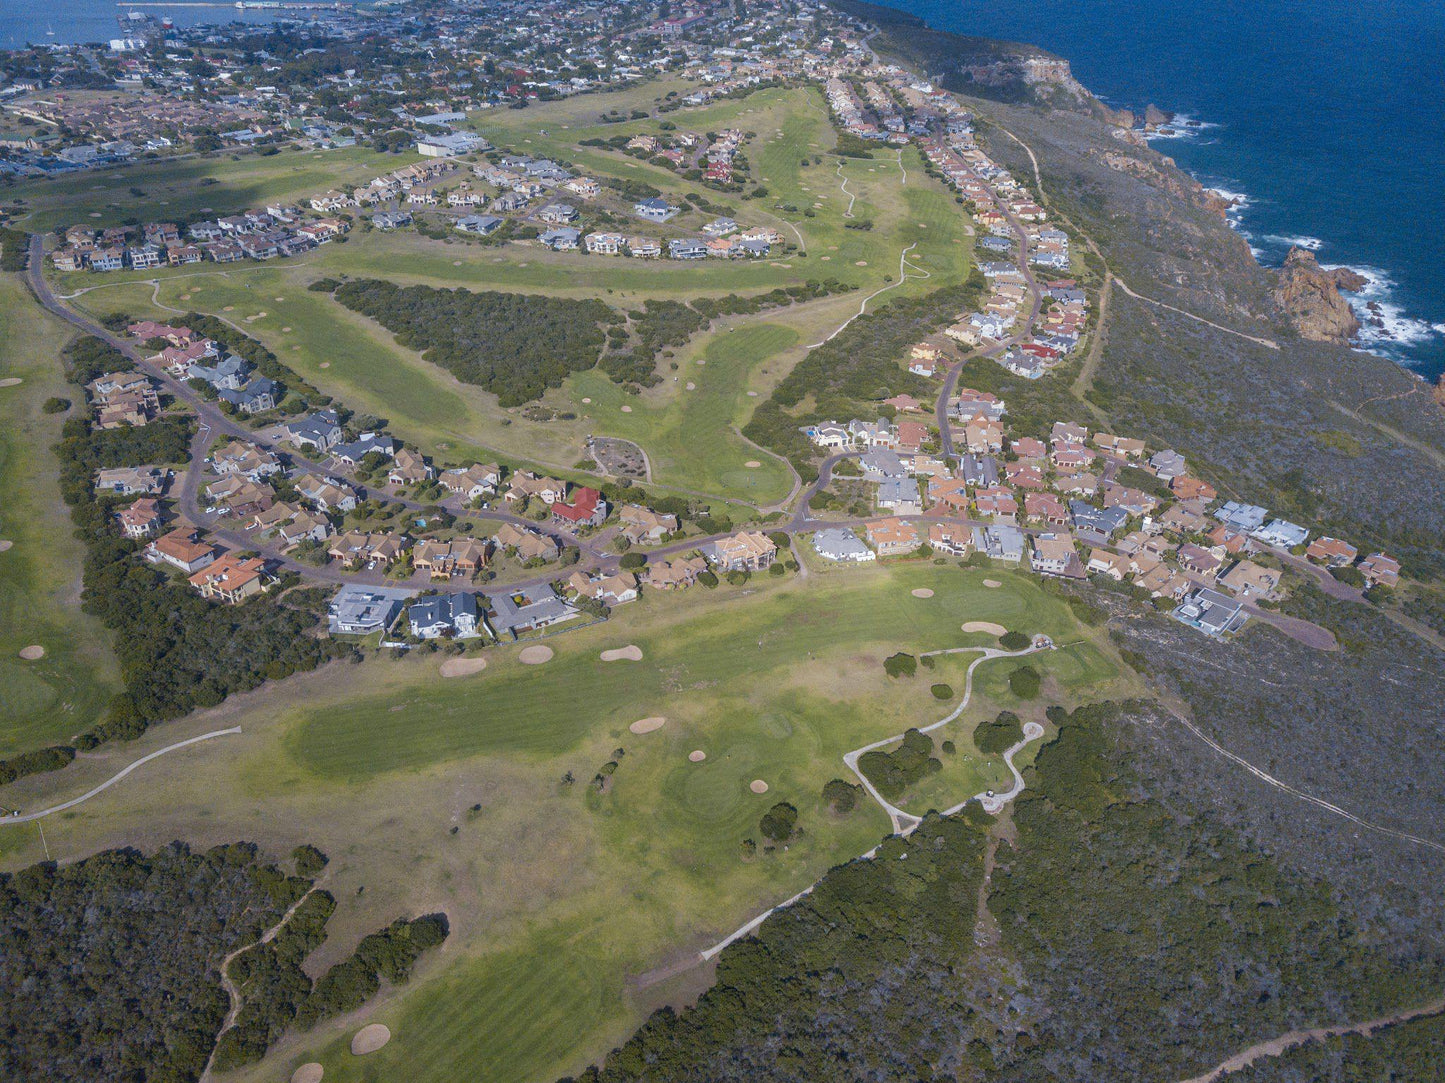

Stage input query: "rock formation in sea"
[{"left": 1272, "top": 246, "right": 1366, "bottom": 343}]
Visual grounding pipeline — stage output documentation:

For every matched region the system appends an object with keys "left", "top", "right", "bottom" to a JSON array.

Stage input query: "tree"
[
  {"left": 973, "top": 710, "right": 1024, "bottom": 754},
  {"left": 758, "top": 802, "right": 798, "bottom": 843},
  {"left": 1000, "top": 630, "right": 1030, "bottom": 651},
  {"left": 1009, "top": 666, "right": 1042, "bottom": 700},
  {"left": 821, "top": 778, "right": 860, "bottom": 814},
  {"left": 883, "top": 652, "right": 917, "bottom": 678},
  {"left": 619, "top": 552, "right": 647, "bottom": 570}
]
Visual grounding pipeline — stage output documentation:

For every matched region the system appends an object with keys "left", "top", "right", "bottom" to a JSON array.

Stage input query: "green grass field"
[
  {"left": 0, "top": 561, "right": 1131, "bottom": 1083},
  {"left": 0, "top": 274, "right": 120, "bottom": 758}
]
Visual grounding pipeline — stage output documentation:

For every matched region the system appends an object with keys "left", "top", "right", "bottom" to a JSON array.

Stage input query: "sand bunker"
[
  {"left": 982, "top": 579, "right": 1002, "bottom": 589},
  {"left": 291, "top": 1065, "right": 324, "bottom": 1083},
  {"left": 855, "top": 260, "right": 867, "bottom": 267},
  {"left": 629, "top": 716, "right": 666, "bottom": 735},
  {"left": 0, "top": 378, "right": 22, "bottom": 388},
  {"left": 749, "top": 780, "right": 770, "bottom": 794},
  {"left": 620, "top": 405, "right": 633, "bottom": 413},
  {"left": 688, "top": 750, "right": 707, "bottom": 763},
  {"left": 600, "top": 645, "right": 643, "bottom": 662},
  {"left": 453, "top": 260, "right": 463, "bottom": 267},
  {"left": 910, "top": 588, "right": 934, "bottom": 599},
  {"left": 685, "top": 382, "right": 696, "bottom": 390},
  {"left": 19, "top": 645, "right": 45, "bottom": 660},
  {"left": 274, "top": 296, "right": 285, "bottom": 302},
  {"left": 222, "top": 305, "right": 234, "bottom": 312},
  {"left": 744, "top": 460, "right": 762, "bottom": 468},
  {"left": 519, "top": 645, "right": 554, "bottom": 665},
  {"left": 581, "top": 397, "right": 592, "bottom": 404},
  {"left": 962, "top": 621, "right": 1008, "bottom": 636},
  {"left": 746, "top": 390, "right": 758, "bottom": 397},
  {"left": 0, "top": 540, "right": 12, "bottom": 552},
  {"left": 282, "top": 326, "right": 292, "bottom": 332},
  {"left": 350, "top": 1024, "right": 391, "bottom": 1055},
  {"left": 319, "top": 361, "right": 330, "bottom": 368},
  {"left": 440, "top": 656, "right": 488, "bottom": 678}
]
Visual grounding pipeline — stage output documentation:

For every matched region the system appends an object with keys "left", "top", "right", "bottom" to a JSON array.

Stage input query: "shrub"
[
  {"left": 930, "top": 683, "right": 954, "bottom": 700},
  {"left": 821, "top": 778, "right": 860, "bottom": 815},
  {"left": 883, "top": 652, "right": 917, "bottom": 678},
  {"left": 292, "top": 845, "right": 329, "bottom": 878},
  {"left": 697, "top": 570, "right": 719, "bottom": 588},
  {"left": 973, "top": 710, "right": 1024, "bottom": 754},
  {"left": 618, "top": 552, "right": 647, "bottom": 569},
  {"left": 1008, "top": 666, "right": 1042, "bottom": 700},
  {"left": 999, "top": 630, "right": 1030, "bottom": 651},
  {"left": 758, "top": 802, "right": 798, "bottom": 843},
  {"left": 42, "top": 397, "right": 71, "bottom": 414}
]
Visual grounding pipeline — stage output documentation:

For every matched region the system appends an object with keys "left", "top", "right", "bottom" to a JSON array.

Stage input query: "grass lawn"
[
  {"left": 0, "top": 561, "right": 1128, "bottom": 1083},
  {"left": 0, "top": 273, "right": 120, "bottom": 758},
  {"left": 7, "top": 144, "right": 423, "bottom": 233}
]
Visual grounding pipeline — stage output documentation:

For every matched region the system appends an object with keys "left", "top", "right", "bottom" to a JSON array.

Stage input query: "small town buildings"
[
  {"left": 619, "top": 504, "right": 678, "bottom": 544},
  {"left": 486, "top": 585, "right": 577, "bottom": 637},
  {"left": 551, "top": 486, "right": 607, "bottom": 527},
  {"left": 645, "top": 555, "right": 709, "bottom": 590},
  {"left": 494, "top": 522, "right": 560, "bottom": 563},
  {"left": 1030, "top": 533, "right": 1081, "bottom": 578},
  {"left": 440, "top": 463, "right": 501, "bottom": 500},
  {"left": 1219, "top": 560, "right": 1281, "bottom": 600},
  {"left": 284, "top": 410, "right": 343, "bottom": 453},
  {"left": 117, "top": 497, "right": 163, "bottom": 538},
  {"left": 1305, "top": 537, "right": 1359, "bottom": 567},
  {"left": 95, "top": 465, "right": 167, "bottom": 495},
  {"left": 1359, "top": 552, "right": 1400, "bottom": 588},
  {"left": 328, "top": 584, "right": 412, "bottom": 635},
  {"left": 812, "top": 527, "right": 875, "bottom": 562},
  {"left": 387, "top": 449, "right": 435, "bottom": 486}
]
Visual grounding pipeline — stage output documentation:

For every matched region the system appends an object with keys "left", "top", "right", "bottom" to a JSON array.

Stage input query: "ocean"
[
  {"left": 881, "top": 0, "right": 1445, "bottom": 380},
  {"left": 2, "top": 0, "right": 299, "bottom": 49}
]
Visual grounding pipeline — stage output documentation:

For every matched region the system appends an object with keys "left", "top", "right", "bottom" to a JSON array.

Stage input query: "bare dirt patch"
[
  {"left": 982, "top": 579, "right": 1002, "bottom": 589},
  {"left": 629, "top": 716, "right": 667, "bottom": 735},
  {"left": 519, "top": 645, "right": 554, "bottom": 665},
  {"left": 601, "top": 645, "right": 643, "bottom": 662},
  {"left": 910, "top": 588, "right": 934, "bottom": 598},
  {"left": 749, "top": 779, "right": 769, "bottom": 794},
  {"left": 439, "top": 656, "right": 488, "bottom": 678},
  {"left": 291, "top": 1064, "right": 324, "bottom": 1083},
  {"left": 962, "top": 621, "right": 1008, "bottom": 636},
  {"left": 19, "top": 645, "right": 45, "bottom": 660},
  {"left": 350, "top": 1024, "right": 391, "bottom": 1056},
  {"left": 689, "top": 750, "right": 707, "bottom": 762}
]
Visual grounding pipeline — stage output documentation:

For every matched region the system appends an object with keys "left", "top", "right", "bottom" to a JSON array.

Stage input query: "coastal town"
[{"left": 9, "top": 0, "right": 1399, "bottom": 660}]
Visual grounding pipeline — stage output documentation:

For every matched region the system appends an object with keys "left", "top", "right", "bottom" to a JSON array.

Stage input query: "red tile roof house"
[
  {"left": 1176, "top": 542, "right": 1223, "bottom": 578},
  {"left": 1359, "top": 553, "right": 1400, "bottom": 588},
  {"left": 551, "top": 486, "right": 607, "bottom": 527},
  {"left": 1306, "top": 537, "right": 1359, "bottom": 567},
  {"left": 1024, "top": 492, "right": 1069, "bottom": 525}
]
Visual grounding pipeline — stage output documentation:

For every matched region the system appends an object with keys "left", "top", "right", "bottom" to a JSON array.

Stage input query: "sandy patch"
[
  {"left": 918, "top": 222, "right": 928, "bottom": 228},
  {"left": 629, "top": 716, "right": 666, "bottom": 735},
  {"left": 600, "top": 645, "right": 643, "bottom": 662},
  {"left": 910, "top": 588, "right": 934, "bottom": 599},
  {"left": 19, "top": 645, "right": 45, "bottom": 660},
  {"left": 274, "top": 296, "right": 285, "bottom": 302},
  {"left": 292, "top": 346, "right": 301, "bottom": 351},
  {"left": 89, "top": 212, "right": 102, "bottom": 218},
  {"left": 222, "top": 305, "right": 234, "bottom": 312},
  {"left": 291, "top": 1065, "right": 324, "bottom": 1083},
  {"left": 746, "top": 390, "right": 758, "bottom": 397},
  {"left": 350, "top": 1024, "right": 391, "bottom": 1056},
  {"left": 519, "top": 645, "right": 554, "bottom": 665},
  {"left": 982, "top": 579, "right": 1002, "bottom": 589},
  {"left": 689, "top": 750, "right": 707, "bottom": 763},
  {"left": 0, "top": 378, "right": 21, "bottom": 388},
  {"left": 319, "top": 361, "right": 331, "bottom": 368},
  {"left": 820, "top": 256, "right": 831, "bottom": 261},
  {"left": 620, "top": 405, "right": 633, "bottom": 413},
  {"left": 440, "top": 656, "right": 488, "bottom": 678},
  {"left": 453, "top": 260, "right": 463, "bottom": 267},
  {"left": 962, "top": 621, "right": 1008, "bottom": 636},
  {"left": 282, "top": 326, "right": 292, "bottom": 333},
  {"left": 744, "top": 460, "right": 761, "bottom": 468},
  {"left": 581, "top": 397, "right": 591, "bottom": 404},
  {"left": 685, "top": 382, "right": 696, "bottom": 390},
  {"left": 749, "top": 779, "right": 769, "bottom": 794},
  {"left": 0, "top": 540, "right": 12, "bottom": 552},
  {"left": 696, "top": 359, "right": 706, "bottom": 365},
  {"left": 855, "top": 260, "right": 867, "bottom": 267}
]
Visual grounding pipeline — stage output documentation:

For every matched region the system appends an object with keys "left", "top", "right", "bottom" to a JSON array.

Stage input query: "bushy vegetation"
[
  {"left": 758, "top": 802, "right": 799, "bottom": 844},
  {"left": 1008, "top": 665, "right": 1041, "bottom": 699},
  {"left": 883, "top": 651, "right": 917, "bottom": 678},
  {"left": 0, "top": 226, "right": 27, "bottom": 272},
  {"left": 334, "top": 280, "right": 612, "bottom": 406},
  {"left": 972, "top": 710, "right": 1023, "bottom": 754},
  {"left": 998, "top": 630, "right": 1030, "bottom": 651},
  {"left": 821, "top": 777, "right": 862, "bottom": 814},
  {"left": 294, "top": 913, "right": 450, "bottom": 1029},
  {"left": 858, "top": 728, "right": 941, "bottom": 800}
]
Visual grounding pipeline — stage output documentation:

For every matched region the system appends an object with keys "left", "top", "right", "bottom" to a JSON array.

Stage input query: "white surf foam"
[{"left": 1326, "top": 263, "right": 1443, "bottom": 355}]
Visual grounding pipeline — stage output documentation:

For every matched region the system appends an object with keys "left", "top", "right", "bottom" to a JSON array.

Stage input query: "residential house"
[
  {"left": 486, "top": 585, "right": 577, "bottom": 637},
  {"left": 1030, "top": 533, "right": 1081, "bottom": 578},
  {"left": 493, "top": 522, "right": 559, "bottom": 563},
  {"left": 1359, "top": 553, "right": 1400, "bottom": 588},
  {"left": 439, "top": 463, "right": 501, "bottom": 501},
  {"left": 506, "top": 472, "right": 567, "bottom": 506},
  {"left": 1251, "top": 518, "right": 1310, "bottom": 549},
  {"left": 566, "top": 571, "right": 640, "bottom": 607},
  {"left": 117, "top": 497, "right": 163, "bottom": 538},
  {"left": 1176, "top": 542, "right": 1223, "bottom": 578},
  {"left": 1149, "top": 449, "right": 1187, "bottom": 479},
  {"left": 1219, "top": 560, "right": 1281, "bottom": 601},
  {"left": 328, "top": 584, "right": 411, "bottom": 635},
  {"left": 619, "top": 504, "right": 679, "bottom": 544},
  {"left": 551, "top": 486, "right": 607, "bottom": 528},
  {"left": 876, "top": 477, "right": 923, "bottom": 516},
  {"left": 386, "top": 448, "right": 434, "bottom": 486},
  {"left": 1306, "top": 537, "right": 1359, "bottom": 567},
  {"left": 813, "top": 527, "right": 875, "bottom": 562},
  {"left": 928, "top": 522, "right": 972, "bottom": 556},
  {"left": 1214, "top": 501, "right": 1269, "bottom": 532},
  {"left": 409, "top": 592, "right": 483, "bottom": 639},
  {"left": 145, "top": 528, "right": 217, "bottom": 573},
  {"left": 1087, "top": 549, "right": 1131, "bottom": 581},
  {"left": 95, "top": 465, "right": 166, "bottom": 495},
  {"left": 189, "top": 553, "right": 269, "bottom": 604},
  {"left": 297, "top": 476, "right": 358, "bottom": 513},
  {"left": 866, "top": 517, "right": 921, "bottom": 557},
  {"left": 707, "top": 531, "right": 777, "bottom": 572},
  {"left": 1174, "top": 587, "right": 1248, "bottom": 637},
  {"left": 973, "top": 524, "right": 1026, "bottom": 563},
  {"left": 284, "top": 410, "right": 343, "bottom": 453},
  {"left": 1070, "top": 501, "right": 1129, "bottom": 536}
]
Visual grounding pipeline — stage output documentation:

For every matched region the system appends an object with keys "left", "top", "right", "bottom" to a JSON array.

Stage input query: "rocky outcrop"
[
  {"left": 1272, "top": 247, "right": 1363, "bottom": 343},
  {"left": 1143, "top": 104, "right": 1174, "bottom": 128},
  {"left": 1093, "top": 148, "right": 1237, "bottom": 220}
]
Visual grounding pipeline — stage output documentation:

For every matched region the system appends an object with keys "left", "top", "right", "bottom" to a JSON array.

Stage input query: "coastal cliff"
[{"left": 1272, "top": 246, "right": 1367, "bottom": 343}]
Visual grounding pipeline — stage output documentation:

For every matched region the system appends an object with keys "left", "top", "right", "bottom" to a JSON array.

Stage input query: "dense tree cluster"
[
  {"left": 334, "top": 280, "right": 613, "bottom": 406},
  {"left": 971, "top": 710, "right": 1023, "bottom": 754},
  {"left": 294, "top": 913, "right": 450, "bottom": 1029},
  {"left": 0, "top": 842, "right": 306, "bottom": 1083}
]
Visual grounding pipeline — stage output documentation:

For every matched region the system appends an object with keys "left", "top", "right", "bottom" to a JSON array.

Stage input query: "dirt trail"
[
  {"left": 1175, "top": 997, "right": 1445, "bottom": 1083},
  {"left": 200, "top": 885, "right": 322, "bottom": 1082}
]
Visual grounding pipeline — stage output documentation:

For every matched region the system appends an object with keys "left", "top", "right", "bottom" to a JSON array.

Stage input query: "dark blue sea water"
[
  {"left": 883, "top": 0, "right": 1445, "bottom": 379},
  {"left": 2, "top": 0, "right": 297, "bottom": 50}
]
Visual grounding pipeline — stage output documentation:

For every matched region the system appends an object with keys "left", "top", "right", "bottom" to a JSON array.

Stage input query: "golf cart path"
[
  {"left": 702, "top": 640, "right": 1050, "bottom": 962},
  {"left": 0, "top": 728, "right": 242, "bottom": 825}
]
